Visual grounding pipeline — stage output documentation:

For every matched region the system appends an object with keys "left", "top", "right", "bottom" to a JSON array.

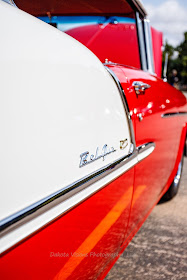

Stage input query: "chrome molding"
[
  {"left": 136, "top": 12, "right": 147, "bottom": 71},
  {"left": 137, "top": 142, "right": 155, "bottom": 162},
  {"left": 138, "top": 142, "right": 154, "bottom": 153},
  {"left": 0, "top": 66, "right": 137, "bottom": 234},
  {"left": 161, "top": 112, "right": 187, "bottom": 118},
  {"left": 104, "top": 66, "right": 136, "bottom": 147},
  {"left": 0, "top": 67, "right": 156, "bottom": 253},
  {"left": 173, "top": 159, "right": 182, "bottom": 187},
  {"left": 132, "top": 81, "right": 151, "bottom": 95},
  {"left": 0, "top": 141, "right": 155, "bottom": 253},
  {"left": 0, "top": 148, "right": 136, "bottom": 233},
  {"left": 143, "top": 19, "right": 155, "bottom": 75},
  {"left": 163, "top": 53, "right": 169, "bottom": 81}
]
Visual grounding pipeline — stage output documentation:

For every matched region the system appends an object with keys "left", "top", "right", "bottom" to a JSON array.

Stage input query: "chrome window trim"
[
  {"left": 143, "top": 19, "right": 155, "bottom": 74},
  {"left": 136, "top": 12, "right": 147, "bottom": 71},
  {"left": 136, "top": 13, "right": 156, "bottom": 75},
  {"left": 0, "top": 66, "right": 155, "bottom": 253}
]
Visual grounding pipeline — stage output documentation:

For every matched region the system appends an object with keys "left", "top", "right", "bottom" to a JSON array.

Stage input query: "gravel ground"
[{"left": 105, "top": 157, "right": 187, "bottom": 280}]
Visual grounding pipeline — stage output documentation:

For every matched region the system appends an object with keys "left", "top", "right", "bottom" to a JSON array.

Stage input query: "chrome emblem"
[
  {"left": 120, "top": 139, "right": 128, "bottom": 150},
  {"left": 79, "top": 144, "right": 116, "bottom": 168}
]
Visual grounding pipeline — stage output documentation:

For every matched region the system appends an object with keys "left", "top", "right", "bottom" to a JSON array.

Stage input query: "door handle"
[{"left": 132, "top": 81, "right": 151, "bottom": 95}]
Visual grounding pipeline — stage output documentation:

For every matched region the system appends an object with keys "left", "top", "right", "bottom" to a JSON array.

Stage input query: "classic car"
[{"left": 0, "top": 0, "right": 187, "bottom": 279}]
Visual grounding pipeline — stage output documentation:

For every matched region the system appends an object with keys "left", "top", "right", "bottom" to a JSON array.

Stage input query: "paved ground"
[{"left": 105, "top": 157, "right": 187, "bottom": 280}]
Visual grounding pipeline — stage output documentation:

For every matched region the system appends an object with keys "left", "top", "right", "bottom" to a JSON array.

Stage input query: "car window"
[{"left": 39, "top": 15, "right": 141, "bottom": 69}]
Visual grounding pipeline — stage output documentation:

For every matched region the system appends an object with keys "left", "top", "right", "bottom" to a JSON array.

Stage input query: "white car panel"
[{"left": 0, "top": 2, "right": 131, "bottom": 221}]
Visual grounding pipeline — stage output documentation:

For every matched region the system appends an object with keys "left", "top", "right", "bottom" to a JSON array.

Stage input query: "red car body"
[
  {"left": 1, "top": 66, "right": 186, "bottom": 280},
  {"left": 0, "top": 0, "right": 187, "bottom": 279}
]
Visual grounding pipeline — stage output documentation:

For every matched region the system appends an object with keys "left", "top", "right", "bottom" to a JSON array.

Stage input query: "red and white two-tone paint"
[{"left": 0, "top": 0, "right": 187, "bottom": 279}]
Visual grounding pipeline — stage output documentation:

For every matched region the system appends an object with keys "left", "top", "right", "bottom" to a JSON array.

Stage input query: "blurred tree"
[
  {"left": 176, "top": 32, "right": 187, "bottom": 57},
  {"left": 162, "top": 40, "right": 174, "bottom": 59},
  {"left": 162, "top": 32, "right": 187, "bottom": 87},
  {"left": 176, "top": 32, "right": 187, "bottom": 85}
]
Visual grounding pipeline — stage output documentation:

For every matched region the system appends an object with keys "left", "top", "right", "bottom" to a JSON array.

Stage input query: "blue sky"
[
  {"left": 141, "top": 0, "right": 187, "bottom": 46},
  {"left": 142, "top": 0, "right": 187, "bottom": 7}
]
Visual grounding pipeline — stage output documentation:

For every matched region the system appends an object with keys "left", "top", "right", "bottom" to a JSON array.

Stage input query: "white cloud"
[{"left": 144, "top": 0, "right": 187, "bottom": 46}]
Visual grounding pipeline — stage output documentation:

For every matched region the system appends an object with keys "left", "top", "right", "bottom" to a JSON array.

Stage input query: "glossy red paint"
[
  {"left": 1, "top": 63, "right": 186, "bottom": 280},
  {"left": 1, "top": 1, "right": 187, "bottom": 279},
  {"left": 0, "top": 169, "right": 134, "bottom": 280},
  {"left": 106, "top": 64, "right": 187, "bottom": 236},
  {"left": 65, "top": 22, "right": 141, "bottom": 69}
]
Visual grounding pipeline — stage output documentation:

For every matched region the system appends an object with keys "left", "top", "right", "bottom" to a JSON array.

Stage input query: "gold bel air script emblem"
[
  {"left": 120, "top": 139, "right": 128, "bottom": 150},
  {"left": 79, "top": 144, "right": 116, "bottom": 168}
]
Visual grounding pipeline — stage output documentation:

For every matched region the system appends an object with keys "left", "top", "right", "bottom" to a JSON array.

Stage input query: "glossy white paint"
[
  {"left": 0, "top": 145, "right": 156, "bottom": 253},
  {"left": 0, "top": 156, "right": 136, "bottom": 253},
  {"left": 0, "top": 2, "right": 131, "bottom": 222}
]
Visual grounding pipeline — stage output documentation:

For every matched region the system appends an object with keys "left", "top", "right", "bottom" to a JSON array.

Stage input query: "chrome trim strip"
[
  {"left": 138, "top": 142, "right": 155, "bottom": 154},
  {"left": 0, "top": 66, "right": 156, "bottom": 252},
  {"left": 0, "top": 147, "right": 136, "bottom": 233},
  {"left": 0, "top": 142, "right": 155, "bottom": 253},
  {"left": 137, "top": 142, "right": 155, "bottom": 162},
  {"left": 143, "top": 19, "right": 155, "bottom": 75},
  {"left": 161, "top": 112, "right": 187, "bottom": 118},
  {"left": 104, "top": 66, "right": 136, "bottom": 147},
  {"left": 0, "top": 67, "right": 137, "bottom": 234},
  {"left": 136, "top": 12, "right": 147, "bottom": 71}
]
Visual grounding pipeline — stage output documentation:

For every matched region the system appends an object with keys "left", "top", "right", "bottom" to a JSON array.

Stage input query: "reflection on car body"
[{"left": 0, "top": 0, "right": 187, "bottom": 279}]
